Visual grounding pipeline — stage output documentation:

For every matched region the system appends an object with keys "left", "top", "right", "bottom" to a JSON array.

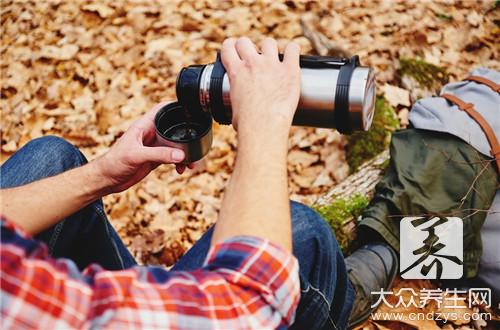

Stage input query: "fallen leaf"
[
  {"left": 381, "top": 83, "right": 411, "bottom": 107},
  {"left": 39, "top": 44, "right": 79, "bottom": 61},
  {"left": 42, "top": 117, "right": 55, "bottom": 131},
  {"left": 288, "top": 149, "right": 319, "bottom": 168},
  {"left": 466, "top": 11, "right": 482, "bottom": 27},
  {"left": 145, "top": 38, "right": 176, "bottom": 59},
  {"left": 82, "top": 3, "right": 114, "bottom": 18},
  {"left": 2, "top": 141, "right": 17, "bottom": 152}
]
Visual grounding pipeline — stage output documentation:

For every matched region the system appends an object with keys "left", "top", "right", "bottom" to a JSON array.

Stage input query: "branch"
[{"left": 300, "top": 18, "right": 351, "bottom": 58}]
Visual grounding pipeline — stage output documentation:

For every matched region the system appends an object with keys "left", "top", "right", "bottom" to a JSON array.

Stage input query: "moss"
[
  {"left": 379, "top": 157, "right": 391, "bottom": 169},
  {"left": 346, "top": 97, "right": 399, "bottom": 172},
  {"left": 398, "top": 58, "right": 449, "bottom": 90},
  {"left": 315, "top": 194, "right": 370, "bottom": 251},
  {"left": 435, "top": 12, "right": 453, "bottom": 21}
]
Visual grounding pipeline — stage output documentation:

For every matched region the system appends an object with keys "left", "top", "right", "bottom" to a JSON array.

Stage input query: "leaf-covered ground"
[{"left": 1, "top": 1, "right": 499, "bottom": 329}]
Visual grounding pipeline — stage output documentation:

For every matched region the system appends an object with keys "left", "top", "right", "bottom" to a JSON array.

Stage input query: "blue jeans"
[{"left": 0, "top": 136, "right": 354, "bottom": 329}]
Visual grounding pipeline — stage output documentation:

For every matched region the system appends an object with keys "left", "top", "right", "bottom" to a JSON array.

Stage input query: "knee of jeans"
[
  {"left": 290, "top": 201, "right": 339, "bottom": 250},
  {"left": 24, "top": 136, "right": 87, "bottom": 172}
]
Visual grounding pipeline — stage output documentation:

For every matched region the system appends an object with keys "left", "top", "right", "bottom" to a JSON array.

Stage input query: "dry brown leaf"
[
  {"left": 2, "top": 141, "right": 17, "bottom": 153},
  {"left": 4, "top": 62, "right": 31, "bottom": 90},
  {"left": 467, "top": 11, "right": 482, "bottom": 27},
  {"left": 39, "top": 44, "right": 79, "bottom": 61},
  {"left": 145, "top": 38, "right": 177, "bottom": 59},
  {"left": 381, "top": 83, "right": 411, "bottom": 107},
  {"left": 82, "top": 3, "right": 114, "bottom": 18},
  {"left": 288, "top": 149, "right": 319, "bottom": 168}
]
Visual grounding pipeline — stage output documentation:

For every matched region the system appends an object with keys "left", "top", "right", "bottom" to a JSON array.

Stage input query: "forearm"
[
  {"left": 212, "top": 130, "right": 292, "bottom": 251},
  {"left": 0, "top": 104, "right": 190, "bottom": 235},
  {"left": 0, "top": 162, "right": 109, "bottom": 235}
]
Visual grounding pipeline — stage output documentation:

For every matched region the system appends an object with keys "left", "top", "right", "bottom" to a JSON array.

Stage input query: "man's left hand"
[{"left": 95, "top": 101, "right": 192, "bottom": 194}]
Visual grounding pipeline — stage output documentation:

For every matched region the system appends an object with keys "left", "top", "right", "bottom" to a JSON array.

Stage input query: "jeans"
[{"left": 0, "top": 136, "right": 354, "bottom": 329}]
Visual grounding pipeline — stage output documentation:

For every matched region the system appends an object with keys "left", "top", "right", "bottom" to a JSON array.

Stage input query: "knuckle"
[
  {"left": 227, "top": 70, "right": 239, "bottom": 80},
  {"left": 242, "top": 55, "right": 259, "bottom": 68},
  {"left": 226, "top": 63, "right": 241, "bottom": 75},
  {"left": 242, "top": 59, "right": 253, "bottom": 68}
]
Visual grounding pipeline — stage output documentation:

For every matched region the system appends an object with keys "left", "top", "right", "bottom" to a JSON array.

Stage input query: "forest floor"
[{"left": 1, "top": 1, "right": 499, "bottom": 329}]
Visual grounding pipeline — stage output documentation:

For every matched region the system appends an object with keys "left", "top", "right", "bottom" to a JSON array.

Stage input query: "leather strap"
[
  {"left": 466, "top": 75, "right": 500, "bottom": 93},
  {"left": 441, "top": 93, "right": 500, "bottom": 174}
]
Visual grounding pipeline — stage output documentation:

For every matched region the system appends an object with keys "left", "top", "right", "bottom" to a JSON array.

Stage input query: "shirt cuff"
[{"left": 203, "top": 236, "right": 300, "bottom": 325}]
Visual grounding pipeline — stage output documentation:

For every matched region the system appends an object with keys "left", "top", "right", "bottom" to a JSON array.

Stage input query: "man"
[{"left": 1, "top": 37, "right": 354, "bottom": 329}]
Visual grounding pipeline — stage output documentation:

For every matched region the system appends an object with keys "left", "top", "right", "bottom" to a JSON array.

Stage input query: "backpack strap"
[
  {"left": 466, "top": 75, "right": 500, "bottom": 93},
  {"left": 441, "top": 93, "right": 500, "bottom": 174}
]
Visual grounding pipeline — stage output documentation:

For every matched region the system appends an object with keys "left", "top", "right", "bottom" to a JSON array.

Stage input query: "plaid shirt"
[{"left": 0, "top": 219, "right": 300, "bottom": 329}]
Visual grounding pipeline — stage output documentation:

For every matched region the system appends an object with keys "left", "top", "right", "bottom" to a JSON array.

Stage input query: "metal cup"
[{"left": 154, "top": 102, "right": 212, "bottom": 164}]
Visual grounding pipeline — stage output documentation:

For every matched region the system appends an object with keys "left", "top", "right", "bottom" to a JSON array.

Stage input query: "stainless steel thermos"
[{"left": 176, "top": 54, "right": 376, "bottom": 134}]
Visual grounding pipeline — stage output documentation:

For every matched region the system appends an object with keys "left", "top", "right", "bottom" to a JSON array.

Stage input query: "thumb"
[{"left": 138, "top": 146, "right": 185, "bottom": 164}]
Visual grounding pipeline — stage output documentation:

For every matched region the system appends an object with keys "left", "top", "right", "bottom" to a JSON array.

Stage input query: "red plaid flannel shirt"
[{"left": 0, "top": 219, "right": 300, "bottom": 329}]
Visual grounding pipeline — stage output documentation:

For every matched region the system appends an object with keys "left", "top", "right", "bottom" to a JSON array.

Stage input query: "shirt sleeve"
[{"left": 1, "top": 220, "right": 300, "bottom": 329}]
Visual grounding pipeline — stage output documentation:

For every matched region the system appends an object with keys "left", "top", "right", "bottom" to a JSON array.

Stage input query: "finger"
[
  {"left": 137, "top": 146, "right": 185, "bottom": 164},
  {"left": 176, "top": 164, "right": 186, "bottom": 174},
  {"left": 260, "top": 37, "right": 278, "bottom": 60},
  {"left": 235, "top": 37, "right": 259, "bottom": 62},
  {"left": 283, "top": 42, "right": 300, "bottom": 67},
  {"left": 221, "top": 38, "right": 241, "bottom": 72}
]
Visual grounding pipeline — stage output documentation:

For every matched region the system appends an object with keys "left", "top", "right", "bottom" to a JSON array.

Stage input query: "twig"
[
  {"left": 386, "top": 209, "right": 498, "bottom": 220},
  {"left": 300, "top": 18, "right": 351, "bottom": 58},
  {"left": 459, "top": 160, "right": 491, "bottom": 209}
]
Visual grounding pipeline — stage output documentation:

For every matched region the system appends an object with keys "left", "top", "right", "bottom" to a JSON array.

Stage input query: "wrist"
[
  {"left": 237, "top": 120, "right": 291, "bottom": 147},
  {"left": 238, "top": 132, "right": 289, "bottom": 156},
  {"left": 85, "top": 157, "right": 114, "bottom": 197},
  {"left": 236, "top": 133, "right": 289, "bottom": 173}
]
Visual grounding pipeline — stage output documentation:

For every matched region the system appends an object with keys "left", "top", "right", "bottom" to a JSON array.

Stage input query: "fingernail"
[{"left": 172, "top": 149, "right": 185, "bottom": 162}]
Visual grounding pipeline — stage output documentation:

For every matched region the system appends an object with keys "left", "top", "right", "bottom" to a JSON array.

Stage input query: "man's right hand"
[
  {"left": 212, "top": 38, "right": 301, "bottom": 252},
  {"left": 221, "top": 37, "right": 301, "bottom": 143}
]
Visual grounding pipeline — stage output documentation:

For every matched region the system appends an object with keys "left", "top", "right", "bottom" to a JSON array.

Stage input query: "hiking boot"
[{"left": 346, "top": 243, "right": 398, "bottom": 328}]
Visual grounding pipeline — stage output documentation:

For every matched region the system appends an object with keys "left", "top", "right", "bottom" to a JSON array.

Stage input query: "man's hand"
[
  {"left": 95, "top": 101, "right": 191, "bottom": 194},
  {"left": 212, "top": 37, "right": 301, "bottom": 252},
  {"left": 0, "top": 101, "right": 192, "bottom": 235},
  {"left": 221, "top": 37, "right": 301, "bottom": 139}
]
